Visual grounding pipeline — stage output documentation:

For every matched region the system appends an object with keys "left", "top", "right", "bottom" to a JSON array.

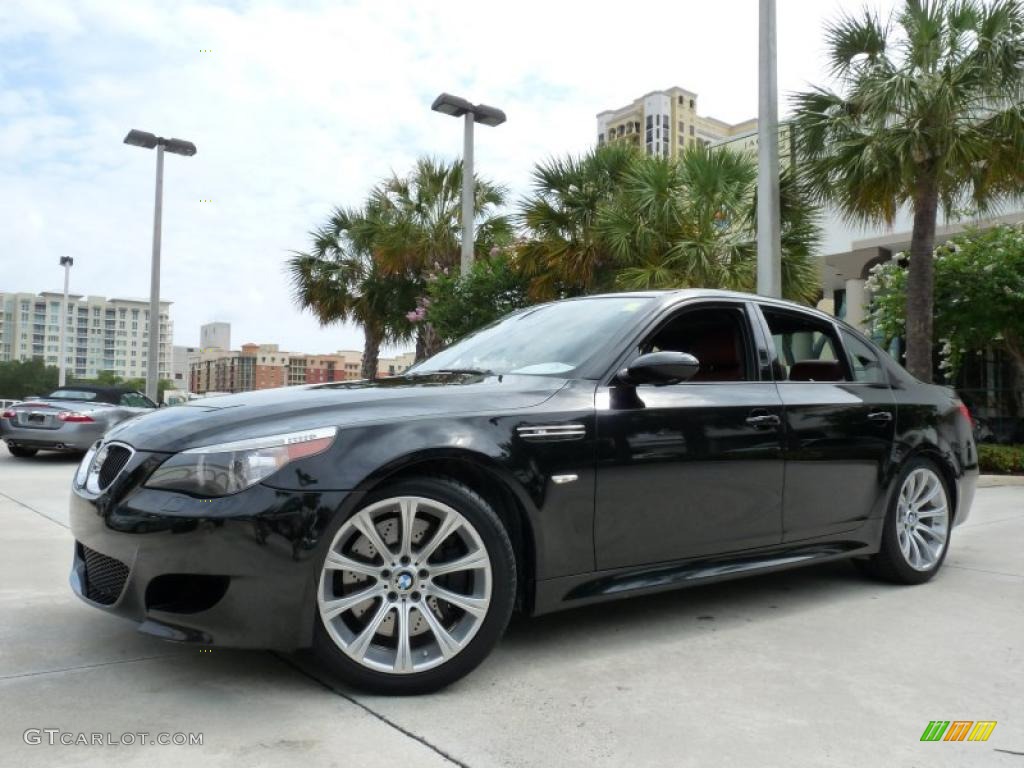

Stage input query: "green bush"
[{"left": 977, "top": 444, "right": 1024, "bottom": 475}]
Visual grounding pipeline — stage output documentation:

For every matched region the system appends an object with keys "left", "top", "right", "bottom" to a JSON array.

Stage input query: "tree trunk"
[
  {"left": 904, "top": 174, "right": 939, "bottom": 382},
  {"left": 415, "top": 328, "right": 427, "bottom": 363},
  {"left": 361, "top": 326, "right": 380, "bottom": 380},
  {"left": 414, "top": 324, "right": 442, "bottom": 362},
  {"left": 1003, "top": 332, "right": 1024, "bottom": 418}
]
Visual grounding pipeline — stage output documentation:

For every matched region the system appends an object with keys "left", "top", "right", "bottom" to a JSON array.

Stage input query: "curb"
[{"left": 977, "top": 474, "right": 1024, "bottom": 488}]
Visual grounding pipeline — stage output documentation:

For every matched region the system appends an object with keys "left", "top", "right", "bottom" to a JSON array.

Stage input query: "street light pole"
[
  {"left": 461, "top": 113, "right": 475, "bottom": 276},
  {"left": 756, "top": 0, "right": 782, "bottom": 298},
  {"left": 58, "top": 256, "right": 74, "bottom": 387},
  {"left": 147, "top": 143, "right": 165, "bottom": 402},
  {"left": 431, "top": 93, "right": 506, "bottom": 277},
  {"left": 123, "top": 129, "right": 196, "bottom": 403}
]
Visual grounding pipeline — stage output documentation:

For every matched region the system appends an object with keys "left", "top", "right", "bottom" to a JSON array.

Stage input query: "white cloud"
[{"left": 0, "top": 0, "right": 901, "bottom": 354}]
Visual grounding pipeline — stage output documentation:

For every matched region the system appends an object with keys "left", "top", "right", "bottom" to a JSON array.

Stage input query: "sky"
[{"left": 0, "top": 0, "right": 904, "bottom": 354}]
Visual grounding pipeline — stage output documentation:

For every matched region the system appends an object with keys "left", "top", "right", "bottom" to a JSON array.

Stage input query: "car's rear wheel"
[
  {"left": 312, "top": 476, "right": 516, "bottom": 694},
  {"left": 856, "top": 457, "right": 951, "bottom": 584},
  {"left": 7, "top": 446, "right": 38, "bottom": 458}
]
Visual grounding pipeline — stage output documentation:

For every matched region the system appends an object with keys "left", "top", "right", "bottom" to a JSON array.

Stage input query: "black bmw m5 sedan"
[{"left": 70, "top": 290, "right": 978, "bottom": 693}]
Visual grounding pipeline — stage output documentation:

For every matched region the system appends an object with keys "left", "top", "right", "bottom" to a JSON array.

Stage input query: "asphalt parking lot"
[{"left": 1, "top": 448, "right": 1021, "bottom": 767}]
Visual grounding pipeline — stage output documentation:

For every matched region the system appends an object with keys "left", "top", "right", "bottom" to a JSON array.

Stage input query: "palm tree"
[
  {"left": 369, "top": 157, "right": 510, "bottom": 276},
  {"left": 288, "top": 207, "right": 416, "bottom": 379},
  {"left": 366, "top": 157, "right": 510, "bottom": 359},
  {"left": 517, "top": 143, "right": 636, "bottom": 299},
  {"left": 601, "top": 146, "right": 822, "bottom": 304},
  {"left": 792, "top": 0, "right": 1024, "bottom": 381}
]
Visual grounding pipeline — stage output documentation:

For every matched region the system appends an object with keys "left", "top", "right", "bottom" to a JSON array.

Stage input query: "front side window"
[
  {"left": 639, "top": 305, "right": 753, "bottom": 382},
  {"left": 410, "top": 297, "right": 655, "bottom": 378},
  {"left": 761, "top": 307, "right": 848, "bottom": 382},
  {"left": 841, "top": 330, "right": 888, "bottom": 384}
]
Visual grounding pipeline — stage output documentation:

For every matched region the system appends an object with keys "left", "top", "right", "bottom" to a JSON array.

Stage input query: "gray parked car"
[{"left": 0, "top": 385, "right": 157, "bottom": 457}]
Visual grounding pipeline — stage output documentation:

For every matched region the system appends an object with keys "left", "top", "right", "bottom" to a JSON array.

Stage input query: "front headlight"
[
  {"left": 75, "top": 442, "right": 100, "bottom": 488},
  {"left": 145, "top": 427, "right": 337, "bottom": 497}
]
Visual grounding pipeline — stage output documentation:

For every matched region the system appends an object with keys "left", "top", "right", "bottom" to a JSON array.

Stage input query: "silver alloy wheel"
[
  {"left": 895, "top": 467, "right": 949, "bottom": 572},
  {"left": 318, "top": 495, "right": 493, "bottom": 674}
]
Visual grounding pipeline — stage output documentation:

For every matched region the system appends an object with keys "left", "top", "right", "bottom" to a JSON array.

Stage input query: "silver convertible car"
[{"left": 1, "top": 385, "right": 157, "bottom": 457}]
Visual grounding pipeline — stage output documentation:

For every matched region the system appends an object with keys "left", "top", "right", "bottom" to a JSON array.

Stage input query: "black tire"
[
  {"left": 856, "top": 457, "right": 952, "bottom": 584},
  {"left": 312, "top": 476, "right": 516, "bottom": 695},
  {"left": 7, "top": 446, "right": 38, "bottom": 458}
]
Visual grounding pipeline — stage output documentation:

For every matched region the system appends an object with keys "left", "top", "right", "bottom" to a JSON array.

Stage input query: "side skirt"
[{"left": 531, "top": 533, "right": 881, "bottom": 617}]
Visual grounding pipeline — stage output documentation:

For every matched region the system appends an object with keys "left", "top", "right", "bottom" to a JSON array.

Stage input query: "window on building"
[
  {"left": 598, "top": 133, "right": 604, "bottom": 145},
  {"left": 689, "top": 99, "right": 695, "bottom": 109},
  {"left": 662, "top": 115, "right": 669, "bottom": 128},
  {"left": 645, "top": 115, "right": 653, "bottom": 128},
  {"left": 690, "top": 125, "right": 695, "bottom": 135}
]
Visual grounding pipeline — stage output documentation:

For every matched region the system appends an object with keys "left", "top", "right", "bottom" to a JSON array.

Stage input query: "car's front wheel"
[
  {"left": 856, "top": 457, "right": 952, "bottom": 584},
  {"left": 7, "top": 446, "right": 38, "bottom": 458},
  {"left": 312, "top": 476, "right": 516, "bottom": 694}
]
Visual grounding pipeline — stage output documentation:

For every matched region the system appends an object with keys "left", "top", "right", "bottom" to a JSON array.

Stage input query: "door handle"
[
  {"left": 867, "top": 411, "right": 893, "bottom": 423},
  {"left": 745, "top": 411, "right": 781, "bottom": 429}
]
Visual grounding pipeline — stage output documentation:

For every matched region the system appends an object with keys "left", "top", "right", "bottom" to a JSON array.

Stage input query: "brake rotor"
[{"left": 342, "top": 512, "right": 439, "bottom": 638}]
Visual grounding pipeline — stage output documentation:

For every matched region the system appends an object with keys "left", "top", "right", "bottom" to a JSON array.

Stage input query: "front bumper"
[
  {"left": 1, "top": 421, "right": 101, "bottom": 451},
  {"left": 69, "top": 453, "right": 355, "bottom": 650}
]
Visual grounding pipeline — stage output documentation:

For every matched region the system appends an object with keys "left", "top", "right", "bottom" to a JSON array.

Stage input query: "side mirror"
[{"left": 618, "top": 351, "right": 700, "bottom": 385}]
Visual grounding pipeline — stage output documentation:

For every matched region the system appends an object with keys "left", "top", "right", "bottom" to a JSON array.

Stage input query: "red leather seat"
[{"left": 688, "top": 327, "right": 743, "bottom": 382}]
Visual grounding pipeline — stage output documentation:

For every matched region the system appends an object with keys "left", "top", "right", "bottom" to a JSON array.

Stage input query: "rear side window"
[
  {"left": 840, "top": 330, "right": 888, "bottom": 384},
  {"left": 45, "top": 389, "right": 98, "bottom": 401},
  {"left": 120, "top": 392, "right": 154, "bottom": 408},
  {"left": 760, "top": 307, "right": 848, "bottom": 382}
]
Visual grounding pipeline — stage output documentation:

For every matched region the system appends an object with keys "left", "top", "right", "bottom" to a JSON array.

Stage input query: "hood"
[{"left": 105, "top": 372, "right": 569, "bottom": 452}]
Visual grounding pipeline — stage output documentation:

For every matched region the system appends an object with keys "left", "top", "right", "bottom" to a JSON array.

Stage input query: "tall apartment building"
[
  {"left": 200, "top": 321, "right": 230, "bottom": 352},
  {"left": 188, "top": 344, "right": 412, "bottom": 394},
  {"left": 0, "top": 291, "right": 172, "bottom": 381},
  {"left": 298, "top": 351, "right": 364, "bottom": 384},
  {"left": 597, "top": 86, "right": 756, "bottom": 158}
]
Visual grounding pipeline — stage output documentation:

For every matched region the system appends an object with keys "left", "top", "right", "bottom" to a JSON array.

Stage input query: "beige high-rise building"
[
  {"left": 710, "top": 121, "right": 797, "bottom": 168},
  {"left": 597, "top": 87, "right": 756, "bottom": 158},
  {"left": 378, "top": 351, "right": 416, "bottom": 377},
  {"left": 0, "top": 291, "right": 172, "bottom": 381}
]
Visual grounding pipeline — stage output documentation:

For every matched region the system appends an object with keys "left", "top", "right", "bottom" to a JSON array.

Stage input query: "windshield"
[
  {"left": 410, "top": 296, "right": 655, "bottom": 377},
  {"left": 44, "top": 389, "right": 99, "bottom": 401}
]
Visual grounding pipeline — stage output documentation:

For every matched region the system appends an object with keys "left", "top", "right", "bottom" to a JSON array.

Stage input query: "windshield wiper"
[{"left": 405, "top": 368, "right": 494, "bottom": 377}]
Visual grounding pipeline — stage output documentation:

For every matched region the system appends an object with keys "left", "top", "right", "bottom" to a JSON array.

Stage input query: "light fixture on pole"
[
  {"left": 123, "top": 129, "right": 196, "bottom": 402},
  {"left": 58, "top": 256, "right": 74, "bottom": 387},
  {"left": 431, "top": 93, "right": 506, "bottom": 276},
  {"left": 756, "top": 0, "right": 782, "bottom": 298}
]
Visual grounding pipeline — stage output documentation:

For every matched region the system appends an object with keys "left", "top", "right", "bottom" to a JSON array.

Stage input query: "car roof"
[{"left": 573, "top": 288, "right": 834, "bottom": 318}]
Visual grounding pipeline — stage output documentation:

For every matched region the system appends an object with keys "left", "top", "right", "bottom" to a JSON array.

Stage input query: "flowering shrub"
[
  {"left": 413, "top": 251, "right": 531, "bottom": 346},
  {"left": 867, "top": 224, "right": 1024, "bottom": 378}
]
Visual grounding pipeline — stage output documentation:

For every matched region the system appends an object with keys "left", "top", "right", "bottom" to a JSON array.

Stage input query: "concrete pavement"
[{"left": 1, "top": 447, "right": 1021, "bottom": 767}]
